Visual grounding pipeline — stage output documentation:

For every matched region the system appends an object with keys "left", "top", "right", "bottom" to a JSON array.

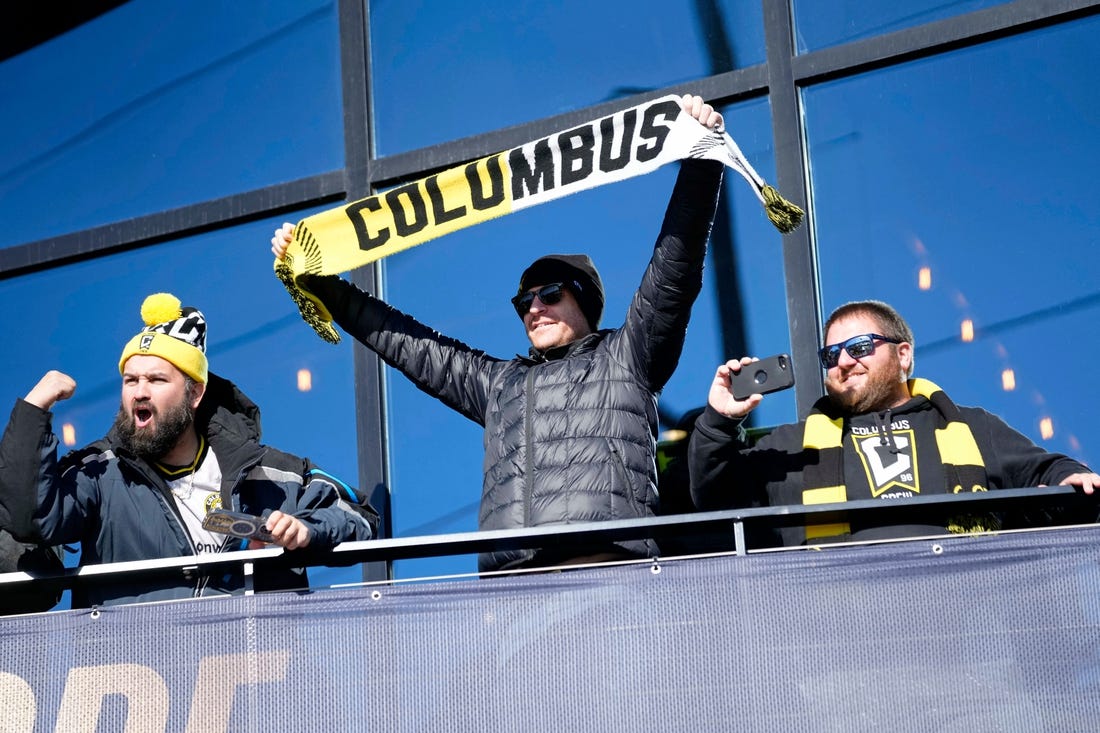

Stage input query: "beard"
[
  {"left": 826, "top": 361, "right": 905, "bottom": 415},
  {"left": 113, "top": 395, "right": 196, "bottom": 460}
]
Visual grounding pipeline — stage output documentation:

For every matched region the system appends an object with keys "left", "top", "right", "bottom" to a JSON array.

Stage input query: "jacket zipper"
[
  {"left": 524, "top": 368, "right": 537, "bottom": 526},
  {"left": 604, "top": 438, "right": 636, "bottom": 513},
  {"left": 134, "top": 459, "right": 205, "bottom": 596},
  {"left": 136, "top": 460, "right": 198, "bottom": 554},
  {"left": 134, "top": 456, "right": 249, "bottom": 598},
  {"left": 202, "top": 465, "right": 256, "bottom": 595}
]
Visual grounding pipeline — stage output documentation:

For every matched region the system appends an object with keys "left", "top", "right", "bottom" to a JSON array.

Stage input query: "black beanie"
[{"left": 517, "top": 254, "right": 605, "bottom": 330}]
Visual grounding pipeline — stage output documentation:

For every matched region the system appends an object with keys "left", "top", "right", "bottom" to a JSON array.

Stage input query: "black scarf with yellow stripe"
[{"left": 800, "top": 378, "right": 994, "bottom": 541}]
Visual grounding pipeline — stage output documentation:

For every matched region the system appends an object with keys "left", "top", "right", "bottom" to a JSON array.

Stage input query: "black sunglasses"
[
  {"left": 511, "top": 282, "right": 567, "bottom": 316},
  {"left": 818, "top": 333, "right": 902, "bottom": 369}
]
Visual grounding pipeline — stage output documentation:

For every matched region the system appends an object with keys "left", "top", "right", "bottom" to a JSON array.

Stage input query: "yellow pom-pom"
[{"left": 140, "top": 293, "right": 182, "bottom": 326}]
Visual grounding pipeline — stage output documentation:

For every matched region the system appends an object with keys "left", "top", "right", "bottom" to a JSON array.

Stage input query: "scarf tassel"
[{"left": 761, "top": 184, "right": 804, "bottom": 234}]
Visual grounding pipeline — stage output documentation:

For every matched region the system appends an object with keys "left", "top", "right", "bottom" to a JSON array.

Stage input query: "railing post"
[{"left": 733, "top": 519, "right": 747, "bottom": 556}]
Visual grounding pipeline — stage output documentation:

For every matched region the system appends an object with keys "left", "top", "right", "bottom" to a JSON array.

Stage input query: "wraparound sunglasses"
[{"left": 818, "top": 333, "right": 902, "bottom": 369}]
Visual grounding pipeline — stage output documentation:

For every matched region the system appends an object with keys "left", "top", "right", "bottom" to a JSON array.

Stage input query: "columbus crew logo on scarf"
[
  {"left": 800, "top": 379, "right": 995, "bottom": 541},
  {"left": 273, "top": 94, "right": 804, "bottom": 343}
]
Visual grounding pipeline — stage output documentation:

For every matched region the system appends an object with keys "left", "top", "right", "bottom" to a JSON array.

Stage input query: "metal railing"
[{"left": 0, "top": 485, "right": 1095, "bottom": 605}]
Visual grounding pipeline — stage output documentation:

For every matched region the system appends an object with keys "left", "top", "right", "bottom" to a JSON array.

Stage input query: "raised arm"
[
  {"left": 0, "top": 372, "right": 92, "bottom": 542},
  {"left": 272, "top": 224, "right": 501, "bottom": 425},
  {"left": 613, "top": 95, "right": 725, "bottom": 389}
]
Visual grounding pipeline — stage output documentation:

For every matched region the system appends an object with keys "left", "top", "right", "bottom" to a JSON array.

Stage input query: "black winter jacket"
[
  {"left": 689, "top": 394, "right": 1093, "bottom": 547},
  {"left": 309, "top": 160, "right": 723, "bottom": 571},
  {"left": 0, "top": 373, "right": 378, "bottom": 607}
]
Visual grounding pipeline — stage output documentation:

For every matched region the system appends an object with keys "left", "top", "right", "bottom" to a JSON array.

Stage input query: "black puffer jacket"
[{"left": 310, "top": 160, "right": 723, "bottom": 571}]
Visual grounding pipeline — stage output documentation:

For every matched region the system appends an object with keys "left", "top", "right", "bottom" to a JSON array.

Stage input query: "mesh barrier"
[{"left": 2, "top": 526, "right": 1100, "bottom": 731}]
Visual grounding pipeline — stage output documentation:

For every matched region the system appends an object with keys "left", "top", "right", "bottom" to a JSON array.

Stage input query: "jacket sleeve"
[
  {"left": 611, "top": 159, "right": 723, "bottom": 391},
  {"left": 688, "top": 404, "right": 756, "bottom": 510},
  {"left": 285, "top": 459, "right": 378, "bottom": 550},
  {"left": 967, "top": 407, "right": 1093, "bottom": 488},
  {"left": 0, "top": 399, "right": 48, "bottom": 538},
  {"left": 688, "top": 405, "right": 807, "bottom": 511},
  {"left": 303, "top": 274, "right": 500, "bottom": 426},
  {"left": 0, "top": 399, "right": 96, "bottom": 543}
]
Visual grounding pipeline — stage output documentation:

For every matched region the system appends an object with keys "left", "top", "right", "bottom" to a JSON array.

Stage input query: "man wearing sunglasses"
[
  {"left": 272, "top": 94, "right": 725, "bottom": 572},
  {"left": 688, "top": 299, "right": 1100, "bottom": 547}
]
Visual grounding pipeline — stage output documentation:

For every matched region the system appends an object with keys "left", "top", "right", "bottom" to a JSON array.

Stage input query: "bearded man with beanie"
[
  {"left": 0, "top": 293, "right": 378, "bottom": 608},
  {"left": 689, "top": 299, "right": 1100, "bottom": 547},
  {"left": 272, "top": 94, "right": 726, "bottom": 572}
]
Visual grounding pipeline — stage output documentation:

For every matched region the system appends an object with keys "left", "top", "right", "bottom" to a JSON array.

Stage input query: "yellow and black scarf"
[
  {"left": 800, "top": 378, "right": 992, "bottom": 540},
  {"left": 275, "top": 94, "right": 803, "bottom": 344}
]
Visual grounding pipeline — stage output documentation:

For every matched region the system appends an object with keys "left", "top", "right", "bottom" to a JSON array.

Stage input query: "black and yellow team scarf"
[
  {"left": 274, "top": 94, "right": 803, "bottom": 344},
  {"left": 800, "top": 378, "right": 993, "bottom": 541}
]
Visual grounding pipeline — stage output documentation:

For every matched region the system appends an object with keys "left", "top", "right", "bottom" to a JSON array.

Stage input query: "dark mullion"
[
  {"left": 0, "top": 171, "right": 346, "bottom": 280},
  {"left": 341, "top": 0, "right": 392, "bottom": 581},
  {"left": 791, "top": 0, "right": 1100, "bottom": 85},
  {"left": 763, "top": 0, "right": 823, "bottom": 418}
]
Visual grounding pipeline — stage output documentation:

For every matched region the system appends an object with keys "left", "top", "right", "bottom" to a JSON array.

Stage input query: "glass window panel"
[
  {"left": 370, "top": 0, "right": 765, "bottom": 155},
  {"left": 792, "top": 0, "right": 1010, "bottom": 53},
  {"left": 0, "top": 213, "right": 360, "bottom": 605},
  {"left": 382, "top": 100, "right": 792, "bottom": 578},
  {"left": 666, "top": 98, "right": 796, "bottom": 431},
  {"left": 805, "top": 18, "right": 1100, "bottom": 466},
  {"left": 0, "top": 0, "right": 343, "bottom": 247}
]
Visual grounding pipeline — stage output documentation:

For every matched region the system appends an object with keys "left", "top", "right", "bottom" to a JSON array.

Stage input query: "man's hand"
[
  {"left": 680, "top": 93, "right": 724, "bottom": 131},
  {"left": 708, "top": 358, "right": 763, "bottom": 419},
  {"left": 271, "top": 222, "right": 293, "bottom": 260},
  {"left": 24, "top": 371, "right": 76, "bottom": 412},
  {"left": 1059, "top": 472, "right": 1100, "bottom": 496},
  {"left": 254, "top": 510, "right": 312, "bottom": 551}
]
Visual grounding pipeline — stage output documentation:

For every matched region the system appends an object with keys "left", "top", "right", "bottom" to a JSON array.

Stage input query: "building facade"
[{"left": 2, "top": 0, "right": 1098, "bottom": 582}]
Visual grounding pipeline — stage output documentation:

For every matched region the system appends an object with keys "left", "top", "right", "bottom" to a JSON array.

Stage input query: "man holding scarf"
[{"left": 273, "top": 94, "right": 725, "bottom": 572}]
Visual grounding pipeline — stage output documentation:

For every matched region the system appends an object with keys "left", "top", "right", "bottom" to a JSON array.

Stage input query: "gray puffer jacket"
[{"left": 309, "top": 160, "right": 723, "bottom": 571}]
